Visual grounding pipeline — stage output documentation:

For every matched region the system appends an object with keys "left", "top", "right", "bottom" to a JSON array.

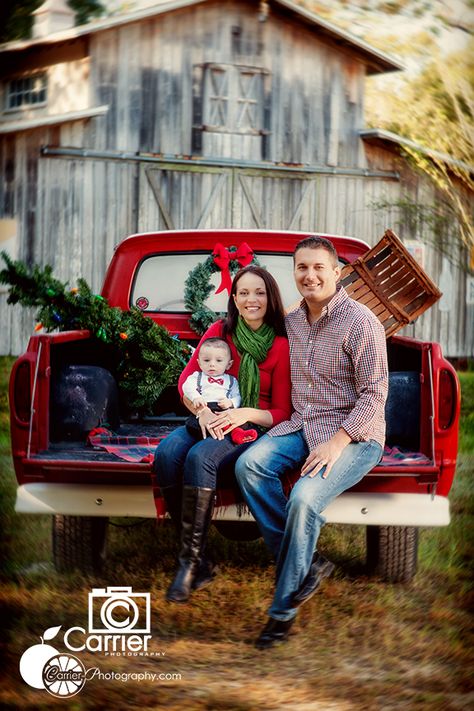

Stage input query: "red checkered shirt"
[{"left": 269, "top": 285, "right": 388, "bottom": 449}]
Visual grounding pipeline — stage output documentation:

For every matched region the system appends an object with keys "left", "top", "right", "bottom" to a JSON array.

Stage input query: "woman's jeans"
[
  {"left": 235, "top": 431, "right": 382, "bottom": 621},
  {"left": 153, "top": 425, "right": 257, "bottom": 490}
]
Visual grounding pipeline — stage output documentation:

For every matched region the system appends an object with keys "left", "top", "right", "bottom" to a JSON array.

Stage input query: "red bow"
[
  {"left": 208, "top": 376, "right": 224, "bottom": 385},
  {"left": 212, "top": 242, "right": 255, "bottom": 295}
]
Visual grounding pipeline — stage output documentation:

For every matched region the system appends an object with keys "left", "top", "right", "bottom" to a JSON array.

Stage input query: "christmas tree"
[{"left": 0, "top": 252, "right": 190, "bottom": 413}]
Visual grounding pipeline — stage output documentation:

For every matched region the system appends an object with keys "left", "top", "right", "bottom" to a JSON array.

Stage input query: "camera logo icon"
[{"left": 88, "top": 587, "right": 151, "bottom": 634}]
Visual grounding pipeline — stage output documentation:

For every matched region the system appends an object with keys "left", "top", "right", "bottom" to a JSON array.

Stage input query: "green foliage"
[
  {"left": 384, "top": 48, "right": 474, "bottom": 165},
  {"left": 0, "top": 0, "right": 104, "bottom": 43},
  {"left": 184, "top": 256, "right": 223, "bottom": 335},
  {"left": 114, "top": 307, "right": 189, "bottom": 411},
  {"left": 459, "top": 372, "right": 474, "bottom": 453},
  {"left": 368, "top": 44, "right": 474, "bottom": 252},
  {"left": 0, "top": 0, "right": 42, "bottom": 44},
  {"left": 68, "top": 0, "right": 104, "bottom": 25},
  {"left": 0, "top": 252, "right": 189, "bottom": 414}
]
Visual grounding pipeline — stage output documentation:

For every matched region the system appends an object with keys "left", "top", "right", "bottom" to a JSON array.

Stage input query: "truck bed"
[
  {"left": 26, "top": 417, "right": 439, "bottom": 496},
  {"left": 33, "top": 421, "right": 180, "bottom": 462}
]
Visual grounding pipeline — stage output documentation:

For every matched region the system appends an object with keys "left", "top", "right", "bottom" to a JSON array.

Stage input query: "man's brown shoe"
[{"left": 255, "top": 617, "right": 295, "bottom": 649}]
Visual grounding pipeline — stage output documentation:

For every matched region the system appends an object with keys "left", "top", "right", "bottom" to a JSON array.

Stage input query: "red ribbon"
[
  {"left": 208, "top": 376, "right": 224, "bottom": 385},
  {"left": 212, "top": 242, "right": 255, "bottom": 295}
]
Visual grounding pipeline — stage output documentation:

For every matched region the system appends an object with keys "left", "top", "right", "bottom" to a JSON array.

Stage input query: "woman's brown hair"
[{"left": 222, "top": 265, "right": 287, "bottom": 338}]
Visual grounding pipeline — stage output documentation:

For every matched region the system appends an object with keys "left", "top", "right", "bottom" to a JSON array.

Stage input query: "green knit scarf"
[{"left": 232, "top": 316, "right": 276, "bottom": 409}]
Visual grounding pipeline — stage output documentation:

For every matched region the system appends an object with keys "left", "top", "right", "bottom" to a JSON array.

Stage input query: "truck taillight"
[
  {"left": 439, "top": 368, "right": 456, "bottom": 430},
  {"left": 13, "top": 362, "right": 31, "bottom": 423}
]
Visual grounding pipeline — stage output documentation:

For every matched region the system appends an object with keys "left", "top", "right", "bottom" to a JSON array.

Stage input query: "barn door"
[
  {"left": 140, "top": 164, "right": 317, "bottom": 231},
  {"left": 231, "top": 171, "right": 317, "bottom": 231},
  {"left": 139, "top": 165, "right": 233, "bottom": 231}
]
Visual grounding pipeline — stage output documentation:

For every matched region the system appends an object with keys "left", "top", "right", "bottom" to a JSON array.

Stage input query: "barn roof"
[
  {"left": 0, "top": 0, "right": 402, "bottom": 75},
  {"left": 360, "top": 128, "right": 474, "bottom": 176}
]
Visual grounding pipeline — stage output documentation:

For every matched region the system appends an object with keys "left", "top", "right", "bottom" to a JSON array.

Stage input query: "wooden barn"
[{"left": 0, "top": 0, "right": 472, "bottom": 357}]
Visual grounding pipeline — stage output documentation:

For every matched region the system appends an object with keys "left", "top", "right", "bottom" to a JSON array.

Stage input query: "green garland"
[
  {"left": 184, "top": 247, "right": 259, "bottom": 335},
  {"left": 0, "top": 251, "right": 190, "bottom": 414}
]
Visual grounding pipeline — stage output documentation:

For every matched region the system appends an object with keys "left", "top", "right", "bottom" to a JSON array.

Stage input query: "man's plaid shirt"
[{"left": 269, "top": 284, "right": 388, "bottom": 449}]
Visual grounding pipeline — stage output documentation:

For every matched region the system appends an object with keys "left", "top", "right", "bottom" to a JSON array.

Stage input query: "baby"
[{"left": 182, "top": 337, "right": 257, "bottom": 444}]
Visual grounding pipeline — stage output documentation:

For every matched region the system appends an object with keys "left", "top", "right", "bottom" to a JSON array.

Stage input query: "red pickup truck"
[{"left": 9, "top": 230, "right": 460, "bottom": 583}]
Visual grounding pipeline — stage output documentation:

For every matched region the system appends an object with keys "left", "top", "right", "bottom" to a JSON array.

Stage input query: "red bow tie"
[{"left": 208, "top": 376, "right": 224, "bottom": 385}]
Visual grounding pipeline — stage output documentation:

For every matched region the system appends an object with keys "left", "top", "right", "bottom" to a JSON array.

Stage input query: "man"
[{"left": 236, "top": 236, "right": 388, "bottom": 649}]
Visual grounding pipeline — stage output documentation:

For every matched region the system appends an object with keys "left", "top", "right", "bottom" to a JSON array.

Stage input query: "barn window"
[
  {"left": 200, "top": 63, "right": 268, "bottom": 135},
  {"left": 193, "top": 63, "right": 270, "bottom": 158},
  {"left": 5, "top": 73, "right": 48, "bottom": 110}
]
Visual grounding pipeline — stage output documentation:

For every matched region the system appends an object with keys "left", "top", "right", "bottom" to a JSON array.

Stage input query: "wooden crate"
[{"left": 340, "top": 229, "right": 442, "bottom": 338}]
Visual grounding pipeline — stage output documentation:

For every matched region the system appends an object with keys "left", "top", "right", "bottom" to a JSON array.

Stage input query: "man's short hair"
[
  {"left": 293, "top": 236, "right": 339, "bottom": 267},
  {"left": 199, "top": 337, "right": 231, "bottom": 358}
]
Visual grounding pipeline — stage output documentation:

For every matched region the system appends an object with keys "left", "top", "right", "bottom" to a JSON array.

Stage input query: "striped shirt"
[{"left": 269, "top": 284, "right": 388, "bottom": 449}]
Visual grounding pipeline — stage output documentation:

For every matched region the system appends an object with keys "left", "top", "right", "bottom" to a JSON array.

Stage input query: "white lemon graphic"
[
  {"left": 42, "top": 654, "right": 86, "bottom": 697},
  {"left": 19, "top": 626, "right": 61, "bottom": 689}
]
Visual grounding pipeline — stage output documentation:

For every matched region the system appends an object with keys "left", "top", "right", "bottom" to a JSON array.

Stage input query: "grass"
[{"left": 0, "top": 359, "right": 473, "bottom": 710}]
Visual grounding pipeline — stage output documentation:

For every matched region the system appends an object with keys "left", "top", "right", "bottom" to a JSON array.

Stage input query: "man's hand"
[{"left": 301, "top": 430, "right": 351, "bottom": 479}]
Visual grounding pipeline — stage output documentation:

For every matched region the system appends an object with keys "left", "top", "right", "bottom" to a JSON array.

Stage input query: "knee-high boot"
[
  {"left": 160, "top": 484, "right": 217, "bottom": 591},
  {"left": 166, "top": 486, "right": 215, "bottom": 603}
]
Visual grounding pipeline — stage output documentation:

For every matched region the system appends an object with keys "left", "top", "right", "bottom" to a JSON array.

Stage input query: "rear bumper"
[{"left": 15, "top": 484, "right": 450, "bottom": 526}]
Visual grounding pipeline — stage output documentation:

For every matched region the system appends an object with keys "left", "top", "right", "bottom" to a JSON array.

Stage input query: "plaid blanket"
[
  {"left": 88, "top": 429, "right": 169, "bottom": 463},
  {"left": 88, "top": 429, "right": 432, "bottom": 466},
  {"left": 382, "top": 446, "right": 431, "bottom": 465}
]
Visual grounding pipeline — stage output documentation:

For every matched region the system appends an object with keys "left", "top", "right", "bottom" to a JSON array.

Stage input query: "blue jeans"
[
  {"left": 235, "top": 430, "right": 382, "bottom": 621},
  {"left": 153, "top": 425, "right": 256, "bottom": 490}
]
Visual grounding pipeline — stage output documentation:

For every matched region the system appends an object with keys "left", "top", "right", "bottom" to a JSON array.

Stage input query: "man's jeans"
[{"left": 235, "top": 431, "right": 382, "bottom": 621}]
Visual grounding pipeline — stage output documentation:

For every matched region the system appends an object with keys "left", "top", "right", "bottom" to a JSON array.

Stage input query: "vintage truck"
[{"left": 9, "top": 229, "right": 460, "bottom": 582}]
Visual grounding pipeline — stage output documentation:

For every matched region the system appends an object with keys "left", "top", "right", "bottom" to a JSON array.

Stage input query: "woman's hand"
[
  {"left": 207, "top": 407, "right": 250, "bottom": 439},
  {"left": 196, "top": 407, "right": 218, "bottom": 440}
]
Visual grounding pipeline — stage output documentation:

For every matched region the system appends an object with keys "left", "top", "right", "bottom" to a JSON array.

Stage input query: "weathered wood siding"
[
  {"left": 0, "top": 0, "right": 471, "bottom": 357},
  {"left": 88, "top": 0, "right": 366, "bottom": 165},
  {"left": 0, "top": 122, "right": 138, "bottom": 354}
]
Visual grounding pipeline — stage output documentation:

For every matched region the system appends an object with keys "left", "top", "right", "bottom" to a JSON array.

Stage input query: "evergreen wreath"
[
  {"left": 0, "top": 251, "right": 190, "bottom": 414},
  {"left": 184, "top": 244, "right": 259, "bottom": 335}
]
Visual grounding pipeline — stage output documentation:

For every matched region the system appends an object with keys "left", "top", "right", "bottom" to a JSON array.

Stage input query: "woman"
[{"left": 153, "top": 265, "right": 291, "bottom": 603}]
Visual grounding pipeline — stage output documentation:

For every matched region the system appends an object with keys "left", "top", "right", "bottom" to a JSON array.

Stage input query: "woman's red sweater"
[{"left": 178, "top": 320, "right": 292, "bottom": 426}]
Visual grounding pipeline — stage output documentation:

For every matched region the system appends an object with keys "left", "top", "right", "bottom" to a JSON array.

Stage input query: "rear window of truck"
[{"left": 130, "top": 252, "right": 304, "bottom": 313}]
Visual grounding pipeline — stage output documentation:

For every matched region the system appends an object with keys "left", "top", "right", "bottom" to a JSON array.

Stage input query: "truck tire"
[
  {"left": 213, "top": 521, "right": 261, "bottom": 541},
  {"left": 52, "top": 515, "right": 108, "bottom": 574},
  {"left": 366, "top": 525, "right": 418, "bottom": 583}
]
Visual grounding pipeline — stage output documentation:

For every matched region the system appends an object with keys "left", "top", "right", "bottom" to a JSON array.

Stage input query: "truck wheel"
[
  {"left": 366, "top": 525, "right": 418, "bottom": 583},
  {"left": 52, "top": 515, "right": 108, "bottom": 574},
  {"left": 213, "top": 521, "right": 261, "bottom": 541}
]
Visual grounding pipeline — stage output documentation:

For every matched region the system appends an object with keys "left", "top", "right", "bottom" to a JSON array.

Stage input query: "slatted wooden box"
[{"left": 340, "top": 229, "right": 442, "bottom": 338}]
